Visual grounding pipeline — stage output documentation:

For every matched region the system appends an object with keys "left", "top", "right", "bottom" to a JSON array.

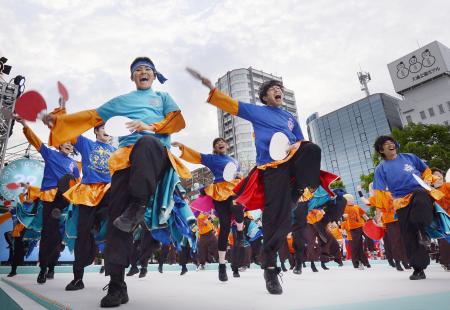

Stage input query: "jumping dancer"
[
  {"left": 187, "top": 70, "right": 321, "bottom": 293},
  {"left": 373, "top": 135, "right": 437, "bottom": 280},
  {"left": 64, "top": 123, "right": 116, "bottom": 291},
  {"left": 16, "top": 117, "right": 79, "bottom": 284},
  {"left": 43, "top": 57, "right": 187, "bottom": 307},
  {"left": 172, "top": 139, "right": 244, "bottom": 280}
]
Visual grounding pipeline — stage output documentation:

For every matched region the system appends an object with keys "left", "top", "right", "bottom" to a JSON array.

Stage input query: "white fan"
[
  {"left": 269, "top": 132, "right": 290, "bottom": 161},
  {"left": 223, "top": 162, "right": 238, "bottom": 182},
  {"left": 104, "top": 116, "right": 134, "bottom": 137}
]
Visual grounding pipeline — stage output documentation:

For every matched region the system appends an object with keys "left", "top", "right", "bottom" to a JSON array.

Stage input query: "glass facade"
[{"left": 307, "top": 94, "right": 403, "bottom": 205}]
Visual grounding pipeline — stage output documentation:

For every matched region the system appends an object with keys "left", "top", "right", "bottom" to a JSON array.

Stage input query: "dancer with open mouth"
[
  {"left": 15, "top": 114, "right": 80, "bottom": 285},
  {"left": 172, "top": 138, "right": 245, "bottom": 281},
  {"left": 186, "top": 68, "right": 322, "bottom": 295},
  {"left": 373, "top": 135, "right": 442, "bottom": 280},
  {"left": 63, "top": 122, "right": 116, "bottom": 291},
  {"left": 42, "top": 57, "right": 188, "bottom": 308}
]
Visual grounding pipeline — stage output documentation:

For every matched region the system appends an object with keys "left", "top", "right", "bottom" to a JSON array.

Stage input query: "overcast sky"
[{"left": 1, "top": 0, "right": 449, "bottom": 167}]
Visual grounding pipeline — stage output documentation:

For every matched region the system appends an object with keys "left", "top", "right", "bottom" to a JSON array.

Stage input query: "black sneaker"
[
  {"left": 37, "top": 270, "right": 46, "bottom": 284},
  {"left": 100, "top": 266, "right": 105, "bottom": 274},
  {"left": 293, "top": 264, "right": 302, "bottom": 275},
  {"left": 311, "top": 262, "right": 318, "bottom": 272},
  {"left": 232, "top": 268, "right": 240, "bottom": 278},
  {"left": 395, "top": 260, "right": 404, "bottom": 272},
  {"left": 402, "top": 261, "right": 411, "bottom": 270},
  {"left": 139, "top": 268, "right": 147, "bottom": 278},
  {"left": 126, "top": 266, "right": 139, "bottom": 277},
  {"left": 321, "top": 262, "right": 329, "bottom": 270},
  {"left": 409, "top": 269, "right": 426, "bottom": 280},
  {"left": 180, "top": 266, "right": 188, "bottom": 276},
  {"left": 158, "top": 264, "right": 163, "bottom": 273},
  {"left": 387, "top": 258, "right": 395, "bottom": 268},
  {"left": 218, "top": 264, "right": 228, "bottom": 282},
  {"left": 7, "top": 272, "right": 17, "bottom": 277},
  {"left": 46, "top": 270, "right": 55, "bottom": 279},
  {"left": 100, "top": 282, "right": 129, "bottom": 308},
  {"left": 334, "top": 258, "right": 344, "bottom": 267},
  {"left": 263, "top": 267, "right": 283, "bottom": 295},
  {"left": 65, "top": 279, "right": 85, "bottom": 291},
  {"left": 113, "top": 203, "right": 146, "bottom": 233}
]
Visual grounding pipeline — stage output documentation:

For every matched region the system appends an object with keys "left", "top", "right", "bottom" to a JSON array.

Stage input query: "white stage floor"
[{"left": 1, "top": 262, "right": 449, "bottom": 310}]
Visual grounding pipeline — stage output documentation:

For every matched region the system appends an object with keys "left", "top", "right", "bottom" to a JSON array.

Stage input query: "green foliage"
[
  {"left": 330, "top": 179, "right": 345, "bottom": 190},
  {"left": 367, "top": 206, "right": 376, "bottom": 218},
  {"left": 360, "top": 123, "right": 450, "bottom": 190},
  {"left": 360, "top": 172, "right": 374, "bottom": 192},
  {"left": 392, "top": 123, "right": 450, "bottom": 170}
]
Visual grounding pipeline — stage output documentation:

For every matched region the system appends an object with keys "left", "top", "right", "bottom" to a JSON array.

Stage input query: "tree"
[
  {"left": 392, "top": 123, "right": 450, "bottom": 170},
  {"left": 359, "top": 123, "right": 450, "bottom": 191},
  {"left": 359, "top": 153, "right": 381, "bottom": 192},
  {"left": 330, "top": 179, "right": 346, "bottom": 190}
]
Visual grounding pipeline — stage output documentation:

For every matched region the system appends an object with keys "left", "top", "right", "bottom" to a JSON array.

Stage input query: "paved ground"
[{"left": 1, "top": 262, "right": 449, "bottom": 310}]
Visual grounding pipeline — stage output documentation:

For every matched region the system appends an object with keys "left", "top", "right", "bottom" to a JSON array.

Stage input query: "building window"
[
  {"left": 328, "top": 144, "right": 335, "bottom": 152},
  {"left": 325, "top": 128, "right": 331, "bottom": 136},
  {"left": 356, "top": 116, "right": 362, "bottom": 124},
  {"left": 364, "top": 150, "right": 371, "bottom": 159},
  {"left": 428, "top": 107, "right": 435, "bottom": 117},
  {"left": 405, "top": 115, "right": 413, "bottom": 124},
  {"left": 360, "top": 132, "right": 367, "bottom": 142},
  {"left": 438, "top": 104, "right": 445, "bottom": 114},
  {"left": 419, "top": 111, "right": 426, "bottom": 120},
  {"left": 445, "top": 121, "right": 449, "bottom": 126},
  {"left": 331, "top": 160, "right": 338, "bottom": 168},
  {"left": 447, "top": 101, "right": 450, "bottom": 111}
]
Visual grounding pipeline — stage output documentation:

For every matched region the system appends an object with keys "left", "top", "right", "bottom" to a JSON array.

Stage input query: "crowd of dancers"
[{"left": 0, "top": 56, "right": 449, "bottom": 308}]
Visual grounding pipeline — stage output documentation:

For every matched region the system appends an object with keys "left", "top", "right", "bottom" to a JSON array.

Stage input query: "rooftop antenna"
[{"left": 357, "top": 68, "right": 371, "bottom": 97}]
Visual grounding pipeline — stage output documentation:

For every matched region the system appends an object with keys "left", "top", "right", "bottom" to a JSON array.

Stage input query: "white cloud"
[{"left": 1, "top": 0, "right": 449, "bottom": 166}]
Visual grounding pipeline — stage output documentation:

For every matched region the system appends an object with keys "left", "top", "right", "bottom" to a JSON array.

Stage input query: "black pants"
[
  {"left": 250, "top": 238, "right": 262, "bottom": 264},
  {"left": 11, "top": 233, "right": 25, "bottom": 273},
  {"left": 73, "top": 191, "right": 109, "bottom": 280},
  {"left": 396, "top": 189, "right": 434, "bottom": 271},
  {"left": 262, "top": 143, "right": 321, "bottom": 267},
  {"left": 292, "top": 202, "right": 309, "bottom": 265},
  {"left": 213, "top": 197, "right": 244, "bottom": 252},
  {"left": 104, "top": 136, "right": 170, "bottom": 278},
  {"left": 179, "top": 243, "right": 191, "bottom": 266},
  {"left": 39, "top": 175, "right": 75, "bottom": 270},
  {"left": 313, "top": 221, "right": 340, "bottom": 262},
  {"left": 139, "top": 229, "right": 160, "bottom": 268},
  {"left": 349, "top": 227, "right": 369, "bottom": 267},
  {"left": 197, "top": 231, "right": 218, "bottom": 264},
  {"left": 439, "top": 239, "right": 450, "bottom": 265},
  {"left": 383, "top": 232, "right": 393, "bottom": 261},
  {"left": 385, "top": 221, "right": 407, "bottom": 262},
  {"left": 322, "top": 196, "right": 347, "bottom": 224}
]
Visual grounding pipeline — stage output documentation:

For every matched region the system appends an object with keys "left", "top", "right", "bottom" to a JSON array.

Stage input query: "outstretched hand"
[
  {"left": 41, "top": 113, "right": 55, "bottom": 128},
  {"left": 14, "top": 115, "right": 28, "bottom": 127},
  {"left": 186, "top": 67, "right": 214, "bottom": 90}
]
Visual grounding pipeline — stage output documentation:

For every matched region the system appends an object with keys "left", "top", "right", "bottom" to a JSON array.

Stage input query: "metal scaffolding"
[{"left": 0, "top": 81, "right": 18, "bottom": 168}]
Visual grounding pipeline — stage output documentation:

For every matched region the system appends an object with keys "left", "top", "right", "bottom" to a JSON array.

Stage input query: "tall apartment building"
[{"left": 216, "top": 67, "right": 297, "bottom": 174}]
